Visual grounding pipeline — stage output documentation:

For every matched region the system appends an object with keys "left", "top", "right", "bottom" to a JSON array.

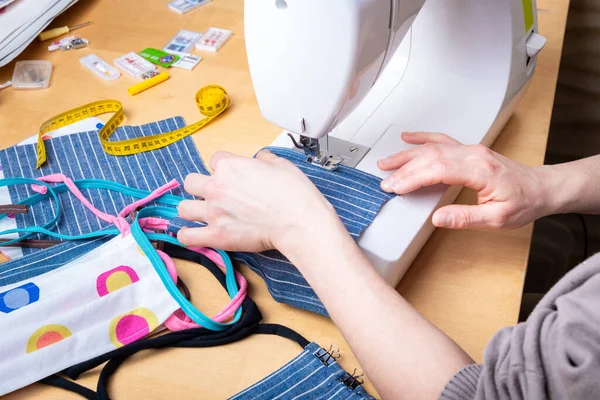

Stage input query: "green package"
[{"left": 138, "top": 48, "right": 180, "bottom": 68}]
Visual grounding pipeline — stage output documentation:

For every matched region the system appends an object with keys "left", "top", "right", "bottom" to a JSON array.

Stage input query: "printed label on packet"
[
  {"left": 114, "top": 52, "right": 160, "bottom": 81},
  {"left": 138, "top": 48, "right": 180, "bottom": 68},
  {"left": 195, "top": 27, "right": 232, "bottom": 52}
]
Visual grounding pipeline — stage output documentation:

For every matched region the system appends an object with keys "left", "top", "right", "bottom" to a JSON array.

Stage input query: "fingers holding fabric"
[
  {"left": 381, "top": 156, "right": 488, "bottom": 194},
  {"left": 209, "top": 151, "right": 238, "bottom": 172},
  {"left": 177, "top": 224, "right": 273, "bottom": 252},
  {"left": 183, "top": 173, "right": 210, "bottom": 198},
  {"left": 178, "top": 200, "right": 209, "bottom": 222},
  {"left": 177, "top": 226, "right": 219, "bottom": 248},
  {"left": 373, "top": 132, "right": 545, "bottom": 230},
  {"left": 255, "top": 149, "right": 278, "bottom": 162},
  {"left": 378, "top": 131, "right": 464, "bottom": 180},
  {"left": 178, "top": 149, "right": 342, "bottom": 254},
  {"left": 256, "top": 149, "right": 300, "bottom": 173}
]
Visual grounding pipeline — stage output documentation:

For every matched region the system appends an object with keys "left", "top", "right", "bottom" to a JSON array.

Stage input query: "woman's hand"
[
  {"left": 377, "top": 132, "right": 553, "bottom": 229},
  {"left": 177, "top": 150, "right": 343, "bottom": 253}
]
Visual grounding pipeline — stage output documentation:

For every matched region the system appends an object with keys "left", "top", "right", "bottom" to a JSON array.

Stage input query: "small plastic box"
[
  {"left": 195, "top": 27, "right": 232, "bottom": 52},
  {"left": 80, "top": 54, "right": 121, "bottom": 81},
  {"left": 11, "top": 60, "right": 52, "bottom": 89}
]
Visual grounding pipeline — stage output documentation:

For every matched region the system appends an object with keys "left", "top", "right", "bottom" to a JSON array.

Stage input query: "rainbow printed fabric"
[{"left": 0, "top": 234, "right": 179, "bottom": 396}]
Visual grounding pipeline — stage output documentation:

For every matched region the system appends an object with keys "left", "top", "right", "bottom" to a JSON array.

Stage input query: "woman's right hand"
[
  {"left": 177, "top": 150, "right": 343, "bottom": 254},
  {"left": 377, "top": 132, "right": 554, "bottom": 229}
]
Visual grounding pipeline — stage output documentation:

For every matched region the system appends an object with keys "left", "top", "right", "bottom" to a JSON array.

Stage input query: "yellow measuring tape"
[{"left": 35, "top": 85, "right": 230, "bottom": 169}]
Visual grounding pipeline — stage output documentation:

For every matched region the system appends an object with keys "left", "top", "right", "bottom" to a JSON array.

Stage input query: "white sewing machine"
[{"left": 245, "top": 0, "right": 546, "bottom": 286}]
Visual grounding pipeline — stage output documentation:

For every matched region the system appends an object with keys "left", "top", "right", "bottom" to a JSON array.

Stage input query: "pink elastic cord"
[
  {"left": 118, "top": 179, "right": 179, "bottom": 218},
  {"left": 188, "top": 246, "right": 231, "bottom": 267},
  {"left": 31, "top": 175, "right": 179, "bottom": 236},
  {"left": 157, "top": 249, "right": 178, "bottom": 283},
  {"left": 138, "top": 217, "right": 170, "bottom": 231},
  {"left": 163, "top": 246, "right": 248, "bottom": 331},
  {"left": 32, "top": 174, "right": 120, "bottom": 226}
]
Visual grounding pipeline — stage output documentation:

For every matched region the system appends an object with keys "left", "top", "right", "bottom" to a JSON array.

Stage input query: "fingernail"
[
  {"left": 378, "top": 157, "right": 390, "bottom": 167},
  {"left": 434, "top": 213, "right": 452, "bottom": 227},
  {"left": 391, "top": 178, "right": 403, "bottom": 191},
  {"left": 381, "top": 177, "right": 393, "bottom": 191},
  {"left": 403, "top": 131, "right": 414, "bottom": 135}
]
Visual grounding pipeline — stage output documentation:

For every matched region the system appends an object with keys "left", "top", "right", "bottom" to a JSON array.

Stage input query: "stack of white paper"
[{"left": 0, "top": 0, "right": 79, "bottom": 68}]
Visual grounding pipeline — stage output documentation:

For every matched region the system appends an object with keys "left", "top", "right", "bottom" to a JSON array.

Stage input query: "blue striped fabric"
[
  {"left": 0, "top": 117, "right": 207, "bottom": 255},
  {"left": 230, "top": 342, "right": 375, "bottom": 400}
]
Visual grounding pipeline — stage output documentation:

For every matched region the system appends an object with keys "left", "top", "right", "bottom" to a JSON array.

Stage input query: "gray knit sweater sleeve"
[{"left": 439, "top": 252, "right": 600, "bottom": 400}]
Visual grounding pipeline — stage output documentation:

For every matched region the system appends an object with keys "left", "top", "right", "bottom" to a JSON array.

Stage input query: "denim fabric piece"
[
  {"left": 0, "top": 117, "right": 208, "bottom": 255},
  {"left": 170, "top": 147, "right": 395, "bottom": 316},
  {"left": 230, "top": 342, "right": 375, "bottom": 400}
]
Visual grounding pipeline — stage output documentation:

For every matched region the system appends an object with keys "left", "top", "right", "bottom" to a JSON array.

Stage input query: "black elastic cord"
[
  {"left": 95, "top": 323, "right": 310, "bottom": 400},
  {"left": 63, "top": 245, "right": 259, "bottom": 379},
  {"left": 253, "top": 324, "right": 310, "bottom": 348},
  {"left": 40, "top": 375, "right": 96, "bottom": 400},
  {"left": 58, "top": 245, "right": 311, "bottom": 400}
]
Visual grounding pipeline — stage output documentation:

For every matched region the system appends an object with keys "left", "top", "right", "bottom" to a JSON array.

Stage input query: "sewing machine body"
[{"left": 246, "top": 0, "right": 544, "bottom": 285}]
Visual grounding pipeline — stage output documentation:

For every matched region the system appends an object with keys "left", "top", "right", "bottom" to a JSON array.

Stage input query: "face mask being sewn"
[
  {"left": 0, "top": 175, "right": 246, "bottom": 396},
  {"left": 0, "top": 233, "right": 179, "bottom": 395}
]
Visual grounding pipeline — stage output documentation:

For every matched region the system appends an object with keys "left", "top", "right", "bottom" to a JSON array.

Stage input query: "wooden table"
[{"left": 0, "top": 0, "right": 569, "bottom": 398}]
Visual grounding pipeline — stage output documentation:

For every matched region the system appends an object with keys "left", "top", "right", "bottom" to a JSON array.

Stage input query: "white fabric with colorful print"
[{"left": 0, "top": 234, "right": 179, "bottom": 395}]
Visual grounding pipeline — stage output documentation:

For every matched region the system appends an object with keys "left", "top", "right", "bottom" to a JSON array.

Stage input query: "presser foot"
[{"left": 287, "top": 133, "right": 370, "bottom": 171}]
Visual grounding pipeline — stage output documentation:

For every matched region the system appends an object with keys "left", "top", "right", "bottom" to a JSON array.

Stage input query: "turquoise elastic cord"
[
  {"left": 10, "top": 179, "right": 184, "bottom": 210},
  {"left": 142, "top": 208, "right": 239, "bottom": 302},
  {"left": 0, "top": 177, "right": 242, "bottom": 331},
  {"left": 134, "top": 206, "right": 242, "bottom": 329},
  {"left": 0, "top": 177, "right": 61, "bottom": 246},
  {"left": 0, "top": 178, "right": 183, "bottom": 245}
]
